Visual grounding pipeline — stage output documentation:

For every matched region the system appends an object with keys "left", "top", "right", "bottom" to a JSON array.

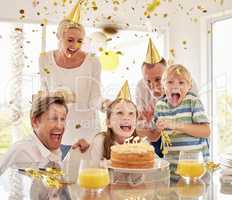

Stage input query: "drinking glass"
[
  {"left": 177, "top": 150, "right": 206, "bottom": 182},
  {"left": 78, "top": 159, "right": 110, "bottom": 193}
]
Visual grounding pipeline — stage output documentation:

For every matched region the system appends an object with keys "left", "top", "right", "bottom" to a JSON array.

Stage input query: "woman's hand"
[{"left": 72, "top": 139, "right": 90, "bottom": 153}]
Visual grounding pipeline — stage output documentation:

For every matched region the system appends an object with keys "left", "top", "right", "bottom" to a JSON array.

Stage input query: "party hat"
[
  {"left": 66, "top": 0, "right": 83, "bottom": 24},
  {"left": 145, "top": 38, "right": 162, "bottom": 64},
  {"left": 116, "top": 80, "right": 131, "bottom": 100}
]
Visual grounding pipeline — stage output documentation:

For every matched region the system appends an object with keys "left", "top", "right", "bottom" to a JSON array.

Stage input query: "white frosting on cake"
[{"left": 111, "top": 143, "right": 154, "bottom": 154}]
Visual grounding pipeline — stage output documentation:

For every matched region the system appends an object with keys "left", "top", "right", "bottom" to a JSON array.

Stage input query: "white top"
[
  {"left": 39, "top": 51, "right": 102, "bottom": 144},
  {"left": 135, "top": 79, "right": 157, "bottom": 112},
  {"left": 88, "top": 133, "right": 105, "bottom": 163},
  {"left": 0, "top": 134, "right": 62, "bottom": 175}
]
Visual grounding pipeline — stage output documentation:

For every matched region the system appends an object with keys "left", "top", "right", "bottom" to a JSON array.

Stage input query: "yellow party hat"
[
  {"left": 145, "top": 38, "right": 162, "bottom": 64},
  {"left": 66, "top": 0, "right": 83, "bottom": 24},
  {"left": 116, "top": 80, "right": 131, "bottom": 100}
]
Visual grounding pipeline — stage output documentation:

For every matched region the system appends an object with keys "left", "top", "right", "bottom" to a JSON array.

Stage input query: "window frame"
[{"left": 204, "top": 12, "right": 232, "bottom": 160}]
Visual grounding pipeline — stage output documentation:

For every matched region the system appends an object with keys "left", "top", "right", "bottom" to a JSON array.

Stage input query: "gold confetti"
[
  {"left": 163, "top": 13, "right": 168, "bottom": 18},
  {"left": 46, "top": 167, "right": 64, "bottom": 176},
  {"left": 116, "top": 51, "right": 123, "bottom": 55},
  {"left": 112, "top": 0, "right": 120, "bottom": 5},
  {"left": 160, "top": 131, "right": 172, "bottom": 155},
  {"left": 170, "top": 48, "right": 175, "bottom": 57},
  {"left": 146, "top": 0, "right": 160, "bottom": 13},
  {"left": 197, "top": 5, "right": 207, "bottom": 13},
  {"left": 15, "top": 28, "right": 23, "bottom": 32},
  {"left": 206, "top": 161, "right": 220, "bottom": 171},
  {"left": 43, "top": 67, "right": 50, "bottom": 74},
  {"left": 19, "top": 9, "right": 25, "bottom": 14},
  {"left": 92, "top": 6, "right": 98, "bottom": 11},
  {"left": 75, "top": 124, "right": 81, "bottom": 129}
]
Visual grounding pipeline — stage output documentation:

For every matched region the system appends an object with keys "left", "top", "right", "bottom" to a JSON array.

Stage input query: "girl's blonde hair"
[
  {"left": 161, "top": 64, "right": 192, "bottom": 87},
  {"left": 57, "top": 19, "right": 85, "bottom": 38},
  {"left": 102, "top": 98, "right": 138, "bottom": 159}
]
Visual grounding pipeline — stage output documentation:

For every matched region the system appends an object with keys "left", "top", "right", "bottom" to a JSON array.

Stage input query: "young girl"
[{"left": 89, "top": 98, "right": 138, "bottom": 163}]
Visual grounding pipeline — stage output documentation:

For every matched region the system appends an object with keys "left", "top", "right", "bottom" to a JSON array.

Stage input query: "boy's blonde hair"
[
  {"left": 162, "top": 64, "right": 192, "bottom": 87},
  {"left": 57, "top": 19, "right": 85, "bottom": 38}
]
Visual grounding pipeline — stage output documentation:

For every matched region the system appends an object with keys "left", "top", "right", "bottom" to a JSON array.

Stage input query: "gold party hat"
[
  {"left": 116, "top": 80, "right": 131, "bottom": 100},
  {"left": 66, "top": 0, "right": 83, "bottom": 24},
  {"left": 145, "top": 38, "right": 162, "bottom": 64}
]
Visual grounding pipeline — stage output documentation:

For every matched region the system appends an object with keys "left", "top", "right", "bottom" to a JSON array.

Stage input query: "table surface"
[{"left": 1, "top": 168, "right": 232, "bottom": 200}]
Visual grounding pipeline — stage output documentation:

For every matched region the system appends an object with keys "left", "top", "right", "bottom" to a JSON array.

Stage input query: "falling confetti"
[
  {"left": 19, "top": 9, "right": 26, "bottom": 19},
  {"left": 92, "top": 1, "right": 98, "bottom": 11},
  {"left": 75, "top": 124, "right": 81, "bottom": 129},
  {"left": 163, "top": 13, "right": 168, "bottom": 18},
  {"left": 61, "top": 0, "right": 67, "bottom": 5},
  {"left": 182, "top": 40, "right": 188, "bottom": 50},
  {"left": 112, "top": 0, "right": 120, "bottom": 5},
  {"left": 15, "top": 28, "right": 23, "bottom": 32},
  {"left": 146, "top": 0, "right": 160, "bottom": 13},
  {"left": 170, "top": 48, "right": 175, "bottom": 57},
  {"left": 43, "top": 67, "right": 50, "bottom": 74},
  {"left": 116, "top": 51, "right": 123, "bottom": 55},
  {"left": 102, "top": 25, "right": 118, "bottom": 34},
  {"left": 32, "top": 0, "right": 39, "bottom": 8},
  {"left": 197, "top": 5, "right": 207, "bottom": 13},
  {"left": 19, "top": 9, "right": 25, "bottom": 14}
]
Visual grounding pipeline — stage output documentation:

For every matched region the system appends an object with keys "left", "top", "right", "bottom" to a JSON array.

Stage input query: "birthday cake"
[{"left": 111, "top": 143, "right": 155, "bottom": 169}]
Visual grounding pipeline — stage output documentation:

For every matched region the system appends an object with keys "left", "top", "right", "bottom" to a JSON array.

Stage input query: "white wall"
[{"left": 169, "top": 15, "right": 201, "bottom": 87}]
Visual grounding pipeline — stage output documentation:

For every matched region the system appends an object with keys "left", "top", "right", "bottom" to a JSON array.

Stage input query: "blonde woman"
[{"left": 39, "top": 19, "right": 102, "bottom": 153}]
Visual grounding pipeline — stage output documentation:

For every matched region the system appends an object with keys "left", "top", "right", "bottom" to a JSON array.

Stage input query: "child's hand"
[
  {"left": 156, "top": 119, "right": 178, "bottom": 130},
  {"left": 72, "top": 139, "right": 90, "bottom": 153}
]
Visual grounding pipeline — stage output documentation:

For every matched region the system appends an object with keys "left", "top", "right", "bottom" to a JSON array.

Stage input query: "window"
[
  {"left": 0, "top": 22, "right": 12, "bottom": 154},
  {"left": 211, "top": 17, "right": 232, "bottom": 160}
]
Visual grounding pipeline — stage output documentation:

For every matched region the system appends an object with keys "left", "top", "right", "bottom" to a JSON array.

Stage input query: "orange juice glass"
[
  {"left": 177, "top": 150, "right": 206, "bottom": 181},
  {"left": 78, "top": 160, "right": 110, "bottom": 192}
]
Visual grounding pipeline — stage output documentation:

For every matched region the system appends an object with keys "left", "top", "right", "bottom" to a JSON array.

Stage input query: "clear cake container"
[{"left": 108, "top": 159, "right": 170, "bottom": 187}]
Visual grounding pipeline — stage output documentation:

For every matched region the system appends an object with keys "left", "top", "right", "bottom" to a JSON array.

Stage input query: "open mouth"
[
  {"left": 66, "top": 48, "right": 78, "bottom": 57},
  {"left": 50, "top": 131, "right": 62, "bottom": 142},
  {"left": 120, "top": 125, "right": 132, "bottom": 132},
  {"left": 170, "top": 92, "right": 181, "bottom": 105}
]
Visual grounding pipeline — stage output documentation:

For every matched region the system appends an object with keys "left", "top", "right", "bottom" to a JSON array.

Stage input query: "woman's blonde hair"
[
  {"left": 161, "top": 64, "right": 192, "bottom": 87},
  {"left": 57, "top": 19, "right": 85, "bottom": 38},
  {"left": 102, "top": 98, "right": 138, "bottom": 159}
]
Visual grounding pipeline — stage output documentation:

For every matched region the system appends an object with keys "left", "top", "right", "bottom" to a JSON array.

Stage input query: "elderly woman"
[{"left": 39, "top": 17, "right": 102, "bottom": 153}]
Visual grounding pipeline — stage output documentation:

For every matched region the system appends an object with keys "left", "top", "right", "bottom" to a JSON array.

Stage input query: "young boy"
[{"left": 154, "top": 64, "right": 210, "bottom": 173}]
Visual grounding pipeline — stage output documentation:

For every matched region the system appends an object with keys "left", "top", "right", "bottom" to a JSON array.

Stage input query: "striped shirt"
[{"left": 154, "top": 92, "right": 209, "bottom": 164}]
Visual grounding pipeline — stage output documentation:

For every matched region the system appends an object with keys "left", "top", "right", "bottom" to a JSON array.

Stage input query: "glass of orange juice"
[
  {"left": 78, "top": 159, "right": 110, "bottom": 192},
  {"left": 177, "top": 150, "right": 206, "bottom": 182}
]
